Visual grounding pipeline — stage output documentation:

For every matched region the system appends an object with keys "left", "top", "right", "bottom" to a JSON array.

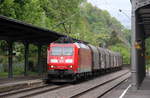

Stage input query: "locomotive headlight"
[
  {"left": 50, "top": 59, "right": 58, "bottom": 63},
  {"left": 68, "top": 65, "right": 73, "bottom": 68},
  {"left": 65, "top": 59, "right": 73, "bottom": 63},
  {"left": 51, "top": 65, "right": 54, "bottom": 68}
]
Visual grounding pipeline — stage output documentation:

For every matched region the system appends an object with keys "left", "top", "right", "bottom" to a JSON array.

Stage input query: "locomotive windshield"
[
  {"left": 63, "top": 47, "right": 73, "bottom": 56},
  {"left": 51, "top": 47, "right": 73, "bottom": 56},
  {"left": 51, "top": 47, "right": 62, "bottom": 56}
]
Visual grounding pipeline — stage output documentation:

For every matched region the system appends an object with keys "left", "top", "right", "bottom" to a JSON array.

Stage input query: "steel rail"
[
  {"left": 70, "top": 71, "right": 130, "bottom": 98},
  {"left": 0, "top": 84, "right": 70, "bottom": 98}
]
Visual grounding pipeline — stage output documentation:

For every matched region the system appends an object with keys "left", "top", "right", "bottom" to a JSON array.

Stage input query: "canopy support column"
[
  {"left": 131, "top": 9, "right": 139, "bottom": 90},
  {"left": 8, "top": 41, "right": 13, "bottom": 78},
  {"left": 24, "top": 42, "right": 29, "bottom": 76},
  {"left": 37, "top": 45, "right": 42, "bottom": 75}
]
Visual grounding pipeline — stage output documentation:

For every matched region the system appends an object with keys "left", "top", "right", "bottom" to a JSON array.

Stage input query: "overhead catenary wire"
[
  {"left": 51, "top": 12, "right": 79, "bottom": 29},
  {"left": 51, "top": 0, "right": 87, "bottom": 31},
  {"left": 51, "top": 6, "right": 82, "bottom": 30},
  {"left": 119, "top": 9, "right": 131, "bottom": 21}
]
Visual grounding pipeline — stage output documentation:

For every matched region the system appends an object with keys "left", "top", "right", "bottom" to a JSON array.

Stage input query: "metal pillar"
[
  {"left": 37, "top": 45, "right": 42, "bottom": 75},
  {"left": 143, "top": 41, "right": 146, "bottom": 77},
  {"left": 24, "top": 42, "right": 29, "bottom": 76},
  {"left": 8, "top": 41, "right": 13, "bottom": 78},
  {"left": 143, "top": 38, "right": 146, "bottom": 77},
  {"left": 138, "top": 45, "right": 144, "bottom": 85},
  {"left": 131, "top": 9, "right": 139, "bottom": 90},
  {"left": 131, "top": 8, "right": 146, "bottom": 90},
  {"left": 141, "top": 40, "right": 146, "bottom": 78}
]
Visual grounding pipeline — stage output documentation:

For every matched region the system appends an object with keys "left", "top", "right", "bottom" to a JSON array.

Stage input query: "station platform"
[
  {"left": 102, "top": 74, "right": 150, "bottom": 98},
  {"left": 124, "top": 75, "right": 150, "bottom": 98},
  {"left": 0, "top": 75, "right": 44, "bottom": 93}
]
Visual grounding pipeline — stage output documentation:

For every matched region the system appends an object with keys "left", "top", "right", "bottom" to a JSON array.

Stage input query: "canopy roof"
[
  {"left": 0, "top": 15, "right": 65, "bottom": 44},
  {"left": 132, "top": 0, "right": 150, "bottom": 37}
]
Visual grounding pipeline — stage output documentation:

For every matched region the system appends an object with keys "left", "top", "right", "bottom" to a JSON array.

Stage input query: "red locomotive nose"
[{"left": 47, "top": 43, "right": 78, "bottom": 71}]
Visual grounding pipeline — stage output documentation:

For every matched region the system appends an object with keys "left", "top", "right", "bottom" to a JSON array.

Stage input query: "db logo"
[
  {"left": 59, "top": 60, "right": 63, "bottom": 62},
  {"left": 59, "top": 57, "right": 64, "bottom": 62}
]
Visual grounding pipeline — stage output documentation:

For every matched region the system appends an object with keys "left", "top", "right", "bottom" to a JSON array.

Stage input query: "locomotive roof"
[
  {"left": 50, "top": 42, "right": 121, "bottom": 56},
  {"left": 76, "top": 43, "right": 89, "bottom": 49}
]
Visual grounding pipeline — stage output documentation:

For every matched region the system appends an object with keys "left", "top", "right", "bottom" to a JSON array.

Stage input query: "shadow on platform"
[{"left": 140, "top": 76, "right": 150, "bottom": 90}]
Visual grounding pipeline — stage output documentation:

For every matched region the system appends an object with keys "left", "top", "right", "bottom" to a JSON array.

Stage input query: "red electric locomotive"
[
  {"left": 47, "top": 43, "right": 92, "bottom": 82},
  {"left": 47, "top": 42, "right": 122, "bottom": 82}
]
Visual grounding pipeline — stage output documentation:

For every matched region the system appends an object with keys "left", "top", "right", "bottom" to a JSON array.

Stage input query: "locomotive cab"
[{"left": 47, "top": 43, "right": 78, "bottom": 81}]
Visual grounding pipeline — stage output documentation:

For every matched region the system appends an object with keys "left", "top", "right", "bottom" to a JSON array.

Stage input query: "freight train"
[{"left": 47, "top": 42, "right": 122, "bottom": 82}]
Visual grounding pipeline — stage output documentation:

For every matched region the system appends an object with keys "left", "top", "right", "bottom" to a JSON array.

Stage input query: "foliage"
[
  {"left": 0, "top": 72, "right": 8, "bottom": 77},
  {"left": 0, "top": 0, "right": 131, "bottom": 74},
  {"left": 13, "top": 64, "right": 24, "bottom": 75},
  {"left": 145, "top": 38, "right": 150, "bottom": 66}
]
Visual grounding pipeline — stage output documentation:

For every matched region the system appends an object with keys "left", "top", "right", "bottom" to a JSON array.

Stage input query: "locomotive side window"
[
  {"left": 51, "top": 47, "right": 62, "bottom": 56},
  {"left": 63, "top": 47, "right": 73, "bottom": 56}
]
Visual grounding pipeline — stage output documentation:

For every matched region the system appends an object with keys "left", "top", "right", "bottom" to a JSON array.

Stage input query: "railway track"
[
  {"left": 71, "top": 71, "right": 130, "bottom": 98},
  {"left": 0, "top": 84, "right": 70, "bottom": 98},
  {"left": 29, "top": 70, "right": 130, "bottom": 98},
  {"left": 0, "top": 70, "right": 130, "bottom": 98}
]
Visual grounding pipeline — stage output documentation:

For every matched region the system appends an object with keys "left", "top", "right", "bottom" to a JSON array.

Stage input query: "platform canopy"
[
  {"left": 138, "top": 6, "right": 150, "bottom": 37},
  {"left": 132, "top": 0, "right": 150, "bottom": 37},
  {"left": 131, "top": 0, "right": 150, "bottom": 90},
  {"left": 0, "top": 15, "right": 89, "bottom": 78},
  {"left": 0, "top": 15, "right": 65, "bottom": 44}
]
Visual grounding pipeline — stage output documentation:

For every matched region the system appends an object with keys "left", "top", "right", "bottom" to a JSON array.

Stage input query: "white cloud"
[{"left": 87, "top": 0, "right": 131, "bottom": 29}]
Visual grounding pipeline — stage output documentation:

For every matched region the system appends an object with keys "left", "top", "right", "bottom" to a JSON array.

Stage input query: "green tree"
[{"left": 0, "top": 0, "right": 131, "bottom": 65}]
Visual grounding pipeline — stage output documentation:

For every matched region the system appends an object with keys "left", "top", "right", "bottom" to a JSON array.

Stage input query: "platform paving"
[
  {"left": 124, "top": 76, "right": 150, "bottom": 98},
  {"left": 102, "top": 75, "right": 150, "bottom": 98},
  {"left": 0, "top": 76, "right": 44, "bottom": 93}
]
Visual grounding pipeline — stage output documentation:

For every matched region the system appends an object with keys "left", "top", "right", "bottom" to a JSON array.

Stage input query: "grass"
[
  {"left": 0, "top": 72, "right": 8, "bottom": 77},
  {"left": 0, "top": 71, "right": 39, "bottom": 77}
]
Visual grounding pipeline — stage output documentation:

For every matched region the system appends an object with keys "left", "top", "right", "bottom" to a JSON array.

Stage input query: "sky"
[{"left": 87, "top": 0, "right": 131, "bottom": 29}]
